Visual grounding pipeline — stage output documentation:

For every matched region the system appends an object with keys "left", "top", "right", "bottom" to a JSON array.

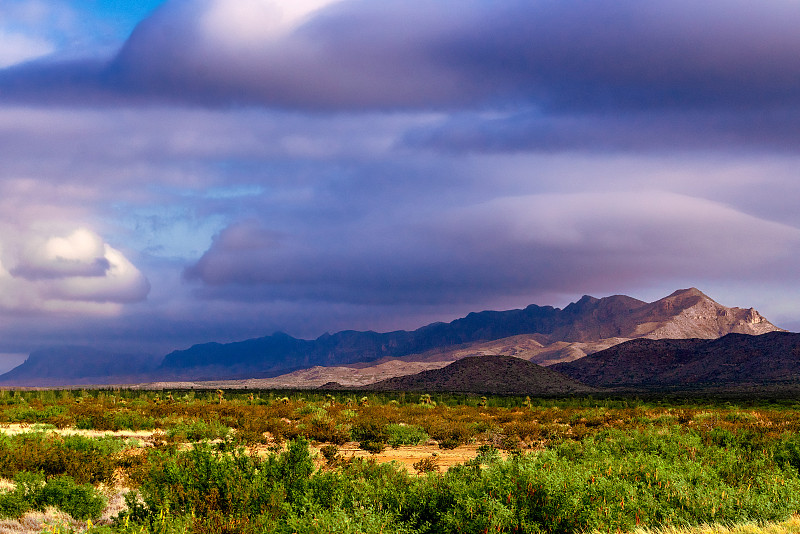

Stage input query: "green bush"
[
  {"left": 0, "top": 491, "right": 28, "bottom": 519},
  {"left": 387, "top": 424, "right": 428, "bottom": 448},
  {"left": 352, "top": 418, "right": 390, "bottom": 454},
  {"left": 127, "top": 438, "right": 316, "bottom": 532},
  {"left": 0, "top": 432, "right": 120, "bottom": 484},
  {"left": 402, "top": 426, "right": 800, "bottom": 534},
  {"left": 3, "top": 405, "right": 67, "bottom": 423},
  {"left": 111, "top": 410, "right": 157, "bottom": 431},
  {"left": 37, "top": 476, "right": 106, "bottom": 520},
  {"left": 0, "top": 471, "right": 105, "bottom": 520},
  {"left": 166, "top": 420, "right": 230, "bottom": 442}
]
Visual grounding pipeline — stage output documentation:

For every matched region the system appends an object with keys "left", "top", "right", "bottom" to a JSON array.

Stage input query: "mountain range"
[{"left": 0, "top": 287, "right": 785, "bottom": 388}]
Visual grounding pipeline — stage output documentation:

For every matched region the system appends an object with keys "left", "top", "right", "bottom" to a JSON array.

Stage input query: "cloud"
[
  {"left": 0, "top": 0, "right": 799, "bottom": 355},
  {"left": 2, "top": 0, "right": 797, "bottom": 113},
  {"left": 200, "top": 0, "right": 346, "bottom": 41},
  {"left": 185, "top": 192, "right": 800, "bottom": 306},
  {"left": 0, "top": 227, "right": 150, "bottom": 313},
  {"left": 14, "top": 228, "right": 110, "bottom": 280},
  {"left": 403, "top": 109, "right": 800, "bottom": 154},
  {"left": 0, "top": 29, "right": 54, "bottom": 68}
]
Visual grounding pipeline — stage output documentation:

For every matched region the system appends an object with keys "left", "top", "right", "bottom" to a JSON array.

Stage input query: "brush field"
[{"left": 0, "top": 389, "right": 799, "bottom": 533}]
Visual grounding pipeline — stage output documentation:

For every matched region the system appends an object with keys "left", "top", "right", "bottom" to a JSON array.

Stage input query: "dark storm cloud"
[
  {"left": 3, "top": 0, "right": 800, "bottom": 113},
  {"left": 403, "top": 109, "right": 800, "bottom": 154},
  {"left": 184, "top": 192, "right": 800, "bottom": 306}
]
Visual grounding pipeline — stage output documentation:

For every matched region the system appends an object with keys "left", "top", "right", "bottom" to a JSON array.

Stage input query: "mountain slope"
[
  {"left": 552, "top": 331, "right": 800, "bottom": 389},
  {"left": 363, "top": 355, "right": 596, "bottom": 395}
]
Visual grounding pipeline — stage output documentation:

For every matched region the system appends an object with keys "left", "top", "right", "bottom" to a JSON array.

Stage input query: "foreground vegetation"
[{"left": 0, "top": 390, "right": 800, "bottom": 532}]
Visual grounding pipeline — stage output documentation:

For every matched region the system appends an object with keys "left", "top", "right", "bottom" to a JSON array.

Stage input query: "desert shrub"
[
  {"left": 0, "top": 432, "right": 120, "bottom": 484},
  {"left": 320, "top": 444, "right": 340, "bottom": 465},
  {"left": 428, "top": 421, "right": 471, "bottom": 450},
  {"left": 111, "top": 410, "right": 157, "bottom": 431},
  {"left": 166, "top": 419, "right": 230, "bottom": 442},
  {"left": 282, "top": 506, "right": 416, "bottom": 534},
  {"left": 306, "top": 417, "right": 350, "bottom": 445},
  {"left": 773, "top": 433, "right": 800, "bottom": 473},
  {"left": 412, "top": 455, "right": 439, "bottom": 474},
  {"left": 296, "top": 404, "right": 327, "bottom": 417},
  {"left": 0, "top": 394, "right": 27, "bottom": 406},
  {"left": 2, "top": 404, "right": 67, "bottom": 424},
  {"left": 468, "top": 444, "right": 502, "bottom": 467},
  {"left": 352, "top": 417, "right": 390, "bottom": 453},
  {"left": 37, "top": 475, "right": 106, "bottom": 519},
  {"left": 360, "top": 440, "right": 386, "bottom": 454},
  {"left": 0, "top": 489, "right": 28, "bottom": 519},
  {"left": 399, "top": 425, "right": 800, "bottom": 534},
  {"left": 387, "top": 424, "right": 428, "bottom": 448},
  {"left": 0, "top": 471, "right": 105, "bottom": 520},
  {"left": 128, "top": 438, "right": 316, "bottom": 532},
  {"left": 69, "top": 402, "right": 118, "bottom": 430}
]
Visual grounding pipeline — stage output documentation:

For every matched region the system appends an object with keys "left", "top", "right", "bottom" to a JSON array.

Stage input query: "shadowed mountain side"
[
  {"left": 361, "top": 355, "right": 596, "bottom": 395},
  {"left": 0, "top": 347, "right": 160, "bottom": 387},
  {"left": 552, "top": 331, "right": 800, "bottom": 389},
  {"left": 156, "top": 304, "right": 570, "bottom": 379}
]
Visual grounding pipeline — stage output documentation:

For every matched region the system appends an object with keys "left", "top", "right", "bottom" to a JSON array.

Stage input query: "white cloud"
[
  {"left": 201, "top": 0, "right": 345, "bottom": 43},
  {"left": 45, "top": 243, "right": 151, "bottom": 304},
  {"left": 0, "top": 227, "right": 150, "bottom": 314},
  {"left": 0, "top": 29, "right": 54, "bottom": 68},
  {"left": 16, "top": 228, "right": 108, "bottom": 279}
]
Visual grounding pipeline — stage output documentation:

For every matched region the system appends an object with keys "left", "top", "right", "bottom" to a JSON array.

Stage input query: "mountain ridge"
[
  {"left": 156, "top": 287, "right": 778, "bottom": 381},
  {"left": 0, "top": 287, "right": 784, "bottom": 386}
]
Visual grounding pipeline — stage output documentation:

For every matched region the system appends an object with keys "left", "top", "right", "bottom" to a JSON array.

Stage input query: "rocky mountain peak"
[{"left": 628, "top": 288, "right": 782, "bottom": 340}]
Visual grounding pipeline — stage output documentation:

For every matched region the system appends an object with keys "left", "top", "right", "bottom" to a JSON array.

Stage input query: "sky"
[{"left": 0, "top": 0, "right": 799, "bottom": 368}]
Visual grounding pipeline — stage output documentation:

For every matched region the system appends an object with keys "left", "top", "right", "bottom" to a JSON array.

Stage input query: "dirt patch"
[
  {"left": 339, "top": 442, "right": 486, "bottom": 472},
  {"left": 306, "top": 442, "right": 508, "bottom": 474},
  {"left": 0, "top": 424, "right": 153, "bottom": 441}
]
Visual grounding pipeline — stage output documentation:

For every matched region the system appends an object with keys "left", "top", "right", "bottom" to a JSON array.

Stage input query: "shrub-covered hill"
[
  {"left": 362, "top": 355, "right": 596, "bottom": 395},
  {"left": 553, "top": 331, "right": 800, "bottom": 389}
]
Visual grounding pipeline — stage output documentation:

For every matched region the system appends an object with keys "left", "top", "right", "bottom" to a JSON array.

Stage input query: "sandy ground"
[{"left": 320, "top": 441, "right": 492, "bottom": 472}]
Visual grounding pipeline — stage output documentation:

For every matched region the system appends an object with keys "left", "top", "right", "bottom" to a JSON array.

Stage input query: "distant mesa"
[{"left": 0, "top": 287, "right": 787, "bottom": 389}]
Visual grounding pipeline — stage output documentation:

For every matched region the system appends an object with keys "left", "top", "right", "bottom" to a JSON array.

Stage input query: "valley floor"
[{"left": 0, "top": 390, "right": 799, "bottom": 532}]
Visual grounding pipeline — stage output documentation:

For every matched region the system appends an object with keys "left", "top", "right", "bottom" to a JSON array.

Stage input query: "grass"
[{"left": 625, "top": 515, "right": 800, "bottom": 534}]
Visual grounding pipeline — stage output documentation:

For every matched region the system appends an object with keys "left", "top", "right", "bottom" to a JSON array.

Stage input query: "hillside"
[
  {"left": 363, "top": 355, "right": 596, "bottom": 395},
  {"left": 553, "top": 331, "right": 800, "bottom": 389}
]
